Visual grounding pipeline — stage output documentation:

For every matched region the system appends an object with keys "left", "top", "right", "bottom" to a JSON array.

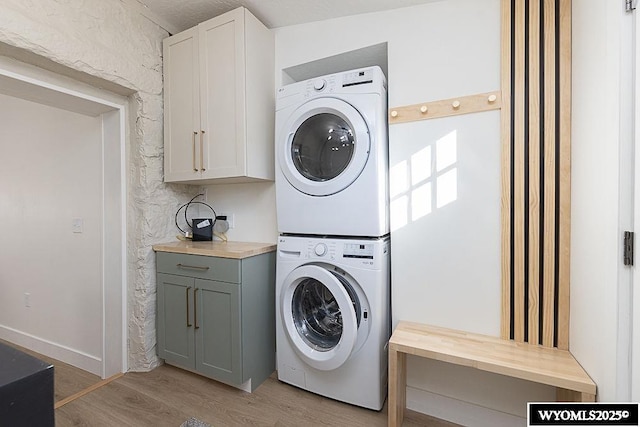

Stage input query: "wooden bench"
[{"left": 388, "top": 321, "right": 597, "bottom": 426}]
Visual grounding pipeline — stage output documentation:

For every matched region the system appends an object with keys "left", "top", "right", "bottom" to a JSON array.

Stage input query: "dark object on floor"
[{"left": 0, "top": 341, "right": 54, "bottom": 426}]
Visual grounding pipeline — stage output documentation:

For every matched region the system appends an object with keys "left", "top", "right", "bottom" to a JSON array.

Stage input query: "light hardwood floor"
[
  {"left": 56, "top": 365, "right": 457, "bottom": 427},
  {"left": 3, "top": 340, "right": 458, "bottom": 426}
]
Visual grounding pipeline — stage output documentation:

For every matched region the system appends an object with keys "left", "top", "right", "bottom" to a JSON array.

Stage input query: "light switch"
[{"left": 72, "top": 218, "right": 84, "bottom": 233}]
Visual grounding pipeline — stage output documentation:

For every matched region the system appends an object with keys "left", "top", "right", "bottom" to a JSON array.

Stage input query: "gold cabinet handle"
[
  {"left": 177, "top": 263, "right": 210, "bottom": 271},
  {"left": 200, "top": 130, "right": 205, "bottom": 172},
  {"left": 192, "top": 131, "right": 198, "bottom": 172},
  {"left": 194, "top": 288, "right": 200, "bottom": 330},
  {"left": 186, "top": 286, "right": 192, "bottom": 327}
]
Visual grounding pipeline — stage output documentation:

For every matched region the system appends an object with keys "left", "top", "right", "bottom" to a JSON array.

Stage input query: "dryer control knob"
[
  {"left": 314, "top": 243, "right": 328, "bottom": 256},
  {"left": 313, "top": 79, "right": 326, "bottom": 91}
]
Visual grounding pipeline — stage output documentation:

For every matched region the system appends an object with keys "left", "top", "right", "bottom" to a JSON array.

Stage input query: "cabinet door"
[
  {"left": 199, "top": 8, "right": 247, "bottom": 179},
  {"left": 194, "top": 278, "right": 242, "bottom": 384},
  {"left": 157, "top": 273, "right": 195, "bottom": 369},
  {"left": 163, "top": 27, "right": 202, "bottom": 182}
]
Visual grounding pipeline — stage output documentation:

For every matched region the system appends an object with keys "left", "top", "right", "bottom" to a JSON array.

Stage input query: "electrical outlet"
[
  {"left": 24, "top": 292, "right": 30, "bottom": 308},
  {"left": 218, "top": 213, "right": 235, "bottom": 229}
]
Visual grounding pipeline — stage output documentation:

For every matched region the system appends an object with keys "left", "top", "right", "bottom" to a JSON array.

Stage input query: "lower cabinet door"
[
  {"left": 157, "top": 273, "right": 196, "bottom": 369},
  {"left": 194, "top": 278, "right": 242, "bottom": 384}
]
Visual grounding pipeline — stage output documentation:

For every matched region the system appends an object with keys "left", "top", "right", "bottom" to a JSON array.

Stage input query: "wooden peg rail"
[{"left": 389, "top": 91, "right": 502, "bottom": 125}]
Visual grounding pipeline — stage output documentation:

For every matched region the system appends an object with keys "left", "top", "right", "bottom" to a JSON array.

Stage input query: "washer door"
[
  {"left": 281, "top": 264, "right": 360, "bottom": 371},
  {"left": 279, "top": 98, "right": 370, "bottom": 196}
]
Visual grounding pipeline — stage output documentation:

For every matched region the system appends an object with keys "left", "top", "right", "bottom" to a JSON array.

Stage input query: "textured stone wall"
[{"left": 0, "top": 0, "right": 193, "bottom": 370}]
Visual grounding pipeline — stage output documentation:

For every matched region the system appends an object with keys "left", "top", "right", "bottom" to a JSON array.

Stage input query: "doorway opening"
[{"left": 0, "top": 55, "right": 128, "bottom": 379}]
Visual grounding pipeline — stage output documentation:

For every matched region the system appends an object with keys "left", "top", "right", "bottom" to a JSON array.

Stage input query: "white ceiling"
[{"left": 136, "top": 0, "right": 440, "bottom": 34}]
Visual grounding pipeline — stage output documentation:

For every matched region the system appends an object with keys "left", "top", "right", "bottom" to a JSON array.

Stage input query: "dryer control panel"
[{"left": 304, "top": 75, "right": 337, "bottom": 96}]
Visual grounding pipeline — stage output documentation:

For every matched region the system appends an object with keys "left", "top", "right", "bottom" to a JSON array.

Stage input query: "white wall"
[
  {"left": 390, "top": 114, "right": 501, "bottom": 335},
  {"left": 275, "top": 1, "right": 554, "bottom": 423},
  {"left": 571, "top": 0, "right": 631, "bottom": 402},
  {"left": 0, "top": 93, "right": 103, "bottom": 369},
  {"left": 204, "top": 182, "right": 278, "bottom": 244},
  {"left": 0, "top": 0, "right": 194, "bottom": 371}
]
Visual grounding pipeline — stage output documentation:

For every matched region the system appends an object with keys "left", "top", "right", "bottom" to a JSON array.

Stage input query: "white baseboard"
[
  {"left": 0, "top": 324, "right": 102, "bottom": 376},
  {"left": 406, "top": 386, "right": 526, "bottom": 427}
]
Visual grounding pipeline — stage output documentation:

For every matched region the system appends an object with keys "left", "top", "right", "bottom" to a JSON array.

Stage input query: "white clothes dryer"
[
  {"left": 275, "top": 67, "right": 389, "bottom": 237},
  {"left": 275, "top": 234, "right": 390, "bottom": 410}
]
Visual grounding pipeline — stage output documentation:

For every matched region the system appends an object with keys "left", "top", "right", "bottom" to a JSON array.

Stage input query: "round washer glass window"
[
  {"left": 291, "top": 113, "right": 355, "bottom": 182},
  {"left": 291, "top": 274, "right": 361, "bottom": 352}
]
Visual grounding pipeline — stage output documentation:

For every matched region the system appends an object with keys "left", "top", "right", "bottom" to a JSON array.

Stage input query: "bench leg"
[
  {"left": 557, "top": 388, "right": 596, "bottom": 402},
  {"left": 389, "top": 348, "right": 406, "bottom": 427}
]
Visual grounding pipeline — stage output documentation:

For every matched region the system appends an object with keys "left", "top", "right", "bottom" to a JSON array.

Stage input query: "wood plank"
[
  {"left": 54, "top": 373, "right": 124, "bottom": 409},
  {"left": 388, "top": 349, "right": 406, "bottom": 427},
  {"left": 388, "top": 91, "right": 501, "bottom": 124},
  {"left": 17, "top": 344, "right": 450, "bottom": 427},
  {"left": 528, "top": 0, "right": 542, "bottom": 345},
  {"left": 56, "top": 365, "right": 446, "bottom": 427},
  {"left": 542, "top": 0, "right": 557, "bottom": 348},
  {"left": 513, "top": 0, "right": 527, "bottom": 343},
  {"left": 556, "top": 0, "right": 572, "bottom": 351},
  {"left": 557, "top": 388, "right": 596, "bottom": 402},
  {"left": 57, "top": 374, "right": 193, "bottom": 426},
  {"left": 500, "top": 0, "right": 513, "bottom": 341},
  {"left": 390, "top": 322, "right": 596, "bottom": 394},
  {"left": 152, "top": 240, "right": 276, "bottom": 259}
]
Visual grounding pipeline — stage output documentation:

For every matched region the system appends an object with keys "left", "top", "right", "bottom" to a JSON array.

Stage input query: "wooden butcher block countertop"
[{"left": 152, "top": 240, "right": 276, "bottom": 259}]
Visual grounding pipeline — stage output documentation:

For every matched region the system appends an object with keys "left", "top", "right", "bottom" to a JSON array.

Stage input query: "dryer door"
[
  {"left": 279, "top": 98, "right": 370, "bottom": 196},
  {"left": 281, "top": 264, "right": 360, "bottom": 371}
]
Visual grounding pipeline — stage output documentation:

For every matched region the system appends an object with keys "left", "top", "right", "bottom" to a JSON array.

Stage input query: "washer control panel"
[
  {"left": 303, "top": 240, "right": 376, "bottom": 261},
  {"left": 343, "top": 243, "right": 374, "bottom": 259},
  {"left": 307, "top": 240, "right": 336, "bottom": 259},
  {"left": 279, "top": 236, "right": 389, "bottom": 268},
  {"left": 314, "top": 243, "right": 328, "bottom": 256}
]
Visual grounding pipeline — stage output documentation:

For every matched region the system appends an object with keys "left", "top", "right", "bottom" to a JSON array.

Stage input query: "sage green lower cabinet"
[
  {"left": 157, "top": 273, "right": 196, "bottom": 367},
  {"left": 156, "top": 251, "right": 275, "bottom": 392},
  {"left": 195, "top": 278, "right": 241, "bottom": 383}
]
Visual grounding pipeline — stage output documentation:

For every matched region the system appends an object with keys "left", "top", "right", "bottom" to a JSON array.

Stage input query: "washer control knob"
[
  {"left": 314, "top": 243, "right": 328, "bottom": 256},
  {"left": 313, "top": 79, "right": 326, "bottom": 91}
]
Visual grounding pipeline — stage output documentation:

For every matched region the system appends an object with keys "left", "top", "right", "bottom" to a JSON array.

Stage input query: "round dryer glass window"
[
  {"left": 291, "top": 113, "right": 355, "bottom": 181},
  {"left": 291, "top": 275, "right": 361, "bottom": 352}
]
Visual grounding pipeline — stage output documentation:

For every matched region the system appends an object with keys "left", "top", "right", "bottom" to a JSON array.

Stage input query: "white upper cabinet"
[{"left": 163, "top": 7, "right": 274, "bottom": 184}]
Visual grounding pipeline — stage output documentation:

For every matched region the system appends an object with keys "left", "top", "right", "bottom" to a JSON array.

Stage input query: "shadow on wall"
[{"left": 390, "top": 129, "right": 458, "bottom": 231}]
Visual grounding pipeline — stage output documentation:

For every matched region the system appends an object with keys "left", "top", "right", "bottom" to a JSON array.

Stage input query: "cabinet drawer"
[{"left": 156, "top": 252, "right": 241, "bottom": 284}]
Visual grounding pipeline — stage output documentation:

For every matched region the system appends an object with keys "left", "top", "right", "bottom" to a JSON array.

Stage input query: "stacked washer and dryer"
[{"left": 274, "top": 66, "right": 391, "bottom": 410}]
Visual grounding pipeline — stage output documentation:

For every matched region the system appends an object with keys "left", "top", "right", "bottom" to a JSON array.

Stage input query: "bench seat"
[{"left": 388, "top": 321, "right": 596, "bottom": 426}]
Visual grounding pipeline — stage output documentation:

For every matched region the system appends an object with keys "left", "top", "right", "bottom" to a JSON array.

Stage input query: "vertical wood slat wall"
[{"left": 501, "top": 0, "right": 571, "bottom": 349}]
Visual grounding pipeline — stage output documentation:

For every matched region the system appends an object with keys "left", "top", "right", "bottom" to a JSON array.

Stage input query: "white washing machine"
[
  {"left": 275, "top": 66, "right": 389, "bottom": 237},
  {"left": 275, "top": 234, "right": 390, "bottom": 410}
]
